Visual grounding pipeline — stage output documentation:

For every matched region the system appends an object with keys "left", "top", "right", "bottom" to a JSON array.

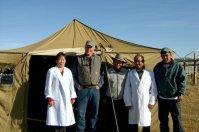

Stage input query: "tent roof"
[{"left": 2, "top": 19, "right": 160, "bottom": 55}]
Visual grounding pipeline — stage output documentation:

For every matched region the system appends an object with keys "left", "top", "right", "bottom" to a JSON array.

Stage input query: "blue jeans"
[{"left": 76, "top": 87, "right": 100, "bottom": 132}]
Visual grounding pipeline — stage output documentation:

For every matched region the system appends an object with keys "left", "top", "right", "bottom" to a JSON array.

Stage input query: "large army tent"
[{"left": 0, "top": 19, "right": 161, "bottom": 132}]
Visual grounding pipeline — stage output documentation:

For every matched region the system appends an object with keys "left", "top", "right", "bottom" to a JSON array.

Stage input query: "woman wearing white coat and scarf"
[
  {"left": 124, "top": 54, "right": 157, "bottom": 132},
  {"left": 44, "top": 52, "right": 77, "bottom": 132}
]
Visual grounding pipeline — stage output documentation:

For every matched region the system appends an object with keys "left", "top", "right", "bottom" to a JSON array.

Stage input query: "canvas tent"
[{"left": 0, "top": 19, "right": 161, "bottom": 132}]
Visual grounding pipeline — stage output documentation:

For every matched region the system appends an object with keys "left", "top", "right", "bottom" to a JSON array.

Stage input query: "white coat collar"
[
  {"left": 54, "top": 66, "right": 66, "bottom": 88},
  {"left": 132, "top": 68, "right": 146, "bottom": 81}
]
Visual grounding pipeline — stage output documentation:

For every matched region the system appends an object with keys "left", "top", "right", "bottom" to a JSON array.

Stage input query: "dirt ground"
[{"left": 149, "top": 84, "right": 199, "bottom": 132}]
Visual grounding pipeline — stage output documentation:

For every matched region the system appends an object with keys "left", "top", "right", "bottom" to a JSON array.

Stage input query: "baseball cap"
[
  {"left": 160, "top": 47, "right": 173, "bottom": 54},
  {"left": 85, "top": 40, "right": 96, "bottom": 47}
]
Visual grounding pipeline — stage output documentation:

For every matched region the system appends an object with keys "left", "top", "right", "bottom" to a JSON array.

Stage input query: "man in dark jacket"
[{"left": 154, "top": 47, "right": 186, "bottom": 132}]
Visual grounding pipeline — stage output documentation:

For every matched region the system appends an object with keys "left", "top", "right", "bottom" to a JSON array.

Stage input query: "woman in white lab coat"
[
  {"left": 124, "top": 54, "right": 157, "bottom": 132},
  {"left": 44, "top": 52, "right": 77, "bottom": 132}
]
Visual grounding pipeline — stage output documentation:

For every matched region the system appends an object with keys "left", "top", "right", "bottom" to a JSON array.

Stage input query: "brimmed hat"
[
  {"left": 85, "top": 40, "right": 96, "bottom": 47},
  {"left": 160, "top": 47, "right": 173, "bottom": 54},
  {"left": 112, "top": 53, "right": 126, "bottom": 63}
]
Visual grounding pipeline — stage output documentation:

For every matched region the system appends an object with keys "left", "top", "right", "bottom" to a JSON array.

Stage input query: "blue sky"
[{"left": 0, "top": 0, "right": 199, "bottom": 57}]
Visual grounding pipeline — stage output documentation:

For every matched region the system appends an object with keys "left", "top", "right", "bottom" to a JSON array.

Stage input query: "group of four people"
[{"left": 44, "top": 40, "right": 186, "bottom": 132}]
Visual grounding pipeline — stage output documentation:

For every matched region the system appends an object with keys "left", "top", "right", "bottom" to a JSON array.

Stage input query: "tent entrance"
[{"left": 27, "top": 55, "right": 75, "bottom": 131}]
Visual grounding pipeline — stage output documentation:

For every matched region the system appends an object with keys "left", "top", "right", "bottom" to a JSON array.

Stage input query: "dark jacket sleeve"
[
  {"left": 98, "top": 60, "right": 105, "bottom": 88},
  {"left": 72, "top": 57, "right": 80, "bottom": 88},
  {"left": 100, "top": 66, "right": 108, "bottom": 98},
  {"left": 177, "top": 63, "right": 186, "bottom": 95}
]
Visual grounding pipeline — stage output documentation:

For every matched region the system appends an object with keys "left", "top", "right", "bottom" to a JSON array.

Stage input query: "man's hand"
[
  {"left": 77, "top": 85, "right": 83, "bottom": 90},
  {"left": 148, "top": 104, "right": 155, "bottom": 110},
  {"left": 96, "top": 85, "right": 100, "bottom": 90},
  {"left": 177, "top": 95, "right": 183, "bottom": 102}
]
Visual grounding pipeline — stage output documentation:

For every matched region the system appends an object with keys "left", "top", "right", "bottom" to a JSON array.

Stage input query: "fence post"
[{"left": 193, "top": 51, "right": 197, "bottom": 85}]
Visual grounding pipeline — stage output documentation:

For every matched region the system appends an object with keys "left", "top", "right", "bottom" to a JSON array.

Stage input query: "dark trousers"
[
  {"left": 47, "top": 125, "right": 76, "bottom": 132},
  {"left": 76, "top": 88, "right": 100, "bottom": 132},
  {"left": 104, "top": 97, "right": 128, "bottom": 132},
  {"left": 47, "top": 126, "right": 66, "bottom": 132},
  {"left": 129, "top": 124, "right": 150, "bottom": 132},
  {"left": 158, "top": 98, "right": 184, "bottom": 132}
]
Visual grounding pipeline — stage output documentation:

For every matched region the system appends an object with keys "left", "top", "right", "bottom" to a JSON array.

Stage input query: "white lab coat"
[
  {"left": 44, "top": 66, "right": 77, "bottom": 126},
  {"left": 123, "top": 69, "right": 157, "bottom": 126}
]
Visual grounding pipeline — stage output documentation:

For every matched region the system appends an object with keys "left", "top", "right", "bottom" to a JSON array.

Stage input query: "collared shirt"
[{"left": 106, "top": 67, "right": 128, "bottom": 100}]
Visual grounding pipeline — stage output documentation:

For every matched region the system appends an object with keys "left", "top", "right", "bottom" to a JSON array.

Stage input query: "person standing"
[
  {"left": 124, "top": 54, "right": 157, "bottom": 132},
  {"left": 153, "top": 47, "right": 186, "bottom": 132},
  {"left": 103, "top": 53, "right": 129, "bottom": 132},
  {"left": 72, "top": 40, "right": 104, "bottom": 132},
  {"left": 44, "top": 52, "right": 77, "bottom": 132}
]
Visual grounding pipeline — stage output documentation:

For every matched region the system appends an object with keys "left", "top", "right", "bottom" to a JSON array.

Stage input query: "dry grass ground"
[
  {"left": 181, "top": 85, "right": 199, "bottom": 131},
  {"left": 27, "top": 79, "right": 199, "bottom": 132}
]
